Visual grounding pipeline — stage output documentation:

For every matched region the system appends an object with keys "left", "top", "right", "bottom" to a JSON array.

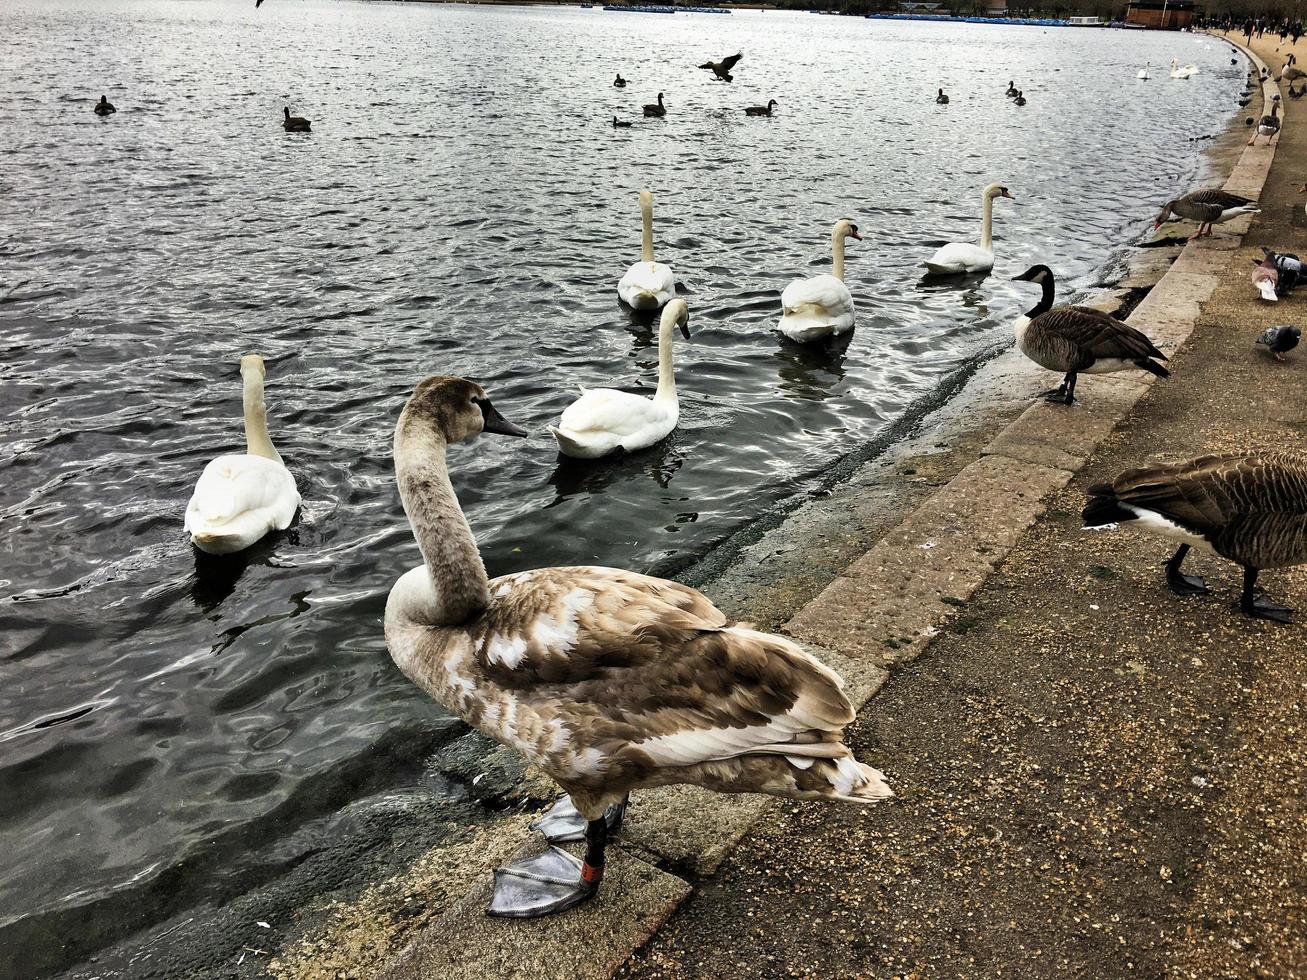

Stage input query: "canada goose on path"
[
  {"left": 1256, "top": 325, "right": 1300, "bottom": 360},
  {"left": 699, "top": 52, "right": 743, "bottom": 82},
  {"left": 1153, "top": 188, "right": 1260, "bottom": 240},
  {"left": 184, "top": 355, "right": 300, "bottom": 554},
  {"left": 1006, "top": 81, "right": 1018, "bottom": 96},
  {"left": 612, "top": 116, "right": 632, "bottom": 128},
  {"left": 614, "top": 73, "right": 627, "bottom": 88},
  {"left": 923, "top": 182, "right": 1014, "bottom": 276},
  {"left": 778, "top": 219, "right": 862, "bottom": 343},
  {"left": 1010, "top": 265, "right": 1169, "bottom": 405},
  {"left": 385, "top": 376, "right": 894, "bottom": 916},
  {"left": 1282, "top": 53, "right": 1305, "bottom": 80},
  {"left": 935, "top": 88, "right": 949, "bottom": 104},
  {"left": 1249, "top": 98, "right": 1281, "bottom": 145},
  {"left": 1083, "top": 452, "right": 1307, "bottom": 623},
  {"left": 94, "top": 95, "right": 116, "bottom": 116},
  {"left": 617, "top": 189, "right": 675, "bottom": 309},
  {"left": 549, "top": 300, "right": 690, "bottom": 459},
  {"left": 745, "top": 99, "right": 777, "bottom": 116},
  {"left": 282, "top": 107, "right": 311, "bottom": 132},
  {"left": 643, "top": 93, "right": 666, "bottom": 118}
]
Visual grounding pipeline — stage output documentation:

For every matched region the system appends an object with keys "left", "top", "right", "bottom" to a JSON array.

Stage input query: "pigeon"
[
  {"left": 1263, "top": 247, "right": 1303, "bottom": 296},
  {"left": 1252, "top": 253, "right": 1279, "bottom": 302},
  {"left": 698, "top": 53, "right": 743, "bottom": 83},
  {"left": 1256, "top": 325, "right": 1301, "bottom": 361}
]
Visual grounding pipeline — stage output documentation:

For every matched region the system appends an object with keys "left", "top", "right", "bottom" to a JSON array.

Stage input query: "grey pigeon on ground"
[{"left": 1256, "top": 325, "right": 1301, "bottom": 361}]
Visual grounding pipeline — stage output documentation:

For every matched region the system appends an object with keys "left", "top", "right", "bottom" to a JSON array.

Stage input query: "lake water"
[{"left": 0, "top": 0, "right": 1241, "bottom": 972}]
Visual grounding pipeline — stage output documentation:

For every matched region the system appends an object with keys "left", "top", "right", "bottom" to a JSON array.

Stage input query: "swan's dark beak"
[
  {"left": 680, "top": 318, "right": 691, "bottom": 341},
  {"left": 478, "top": 399, "right": 528, "bottom": 437}
]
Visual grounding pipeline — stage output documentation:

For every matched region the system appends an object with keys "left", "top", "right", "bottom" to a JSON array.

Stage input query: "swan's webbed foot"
[
  {"left": 486, "top": 847, "right": 597, "bottom": 918},
  {"left": 531, "top": 794, "right": 628, "bottom": 843}
]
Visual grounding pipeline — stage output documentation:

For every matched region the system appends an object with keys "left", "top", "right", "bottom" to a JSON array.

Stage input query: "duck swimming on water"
[
  {"left": 385, "top": 376, "right": 894, "bottom": 917},
  {"left": 935, "top": 88, "right": 949, "bottom": 104},
  {"left": 614, "top": 73, "right": 627, "bottom": 88}
]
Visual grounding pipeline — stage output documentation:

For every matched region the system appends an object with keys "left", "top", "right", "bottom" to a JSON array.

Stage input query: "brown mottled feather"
[{"left": 1022, "top": 306, "right": 1167, "bottom": 373}]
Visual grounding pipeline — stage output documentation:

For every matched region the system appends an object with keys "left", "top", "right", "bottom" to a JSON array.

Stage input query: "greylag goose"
[
  {"left": 385, "top": 377, "right": 893, "bottom": 917},
  {"left": 94, "top": 95, "right": 116, "bottom": 116},
  {"left": 1256, "top": 325, "right": 1300, "bottom": 360},
  {"left": 643, "top": 93, "right": 666, "bottom": 118},
  {"left": 1153, "top": 188, "right": 1260, "bottom": 240},
  {"left": 614, "top": 73, "right": 627, "bottom": 88},
  {"left": 1011, "top": 265, "right": 1169, "bottom": 405},
  {"left": 745, "top": 99, "right": 777, "bottom": 117},
  {"left": 1083, "top": 452, "right": 1307, "bottom": 623},
  {"left": 1249, "top": 97, "right": 1281, "bottom": 145},
  {"left": 935, "top": 88, "right": 949, "bottom": 104},
  {"left": 698, "top": 52, "right": 743, "bottom": 82},
  {"left": 282, "top": 107, "right": 311, "bottom": 132}
]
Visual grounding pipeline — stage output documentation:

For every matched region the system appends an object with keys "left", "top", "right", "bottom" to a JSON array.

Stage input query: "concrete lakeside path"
[{"left": 614, "top": 34, "right": 1307, "bottom": 980}]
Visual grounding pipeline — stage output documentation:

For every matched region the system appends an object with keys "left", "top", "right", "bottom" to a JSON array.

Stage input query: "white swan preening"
[
  {"left": 550, "top": 299, "right": 690, "bottom": 458},
  {"left": 385, "top": 376, "right": 892, "bottom": 917},
  {"left": 778, "top": 218, "right": 862, "bottom": 343},
  {"left": 924, "top": 182, "right": 1015, "bottom": 276},
  {"left": 617, "top": 189, "right": 676, "bottom": 310},
  {"left": 1169, "top": 59, "right": 1197, "bottom": 80},
  {"left": 184, "top": 355, "right": 300, "bottom": 554}
]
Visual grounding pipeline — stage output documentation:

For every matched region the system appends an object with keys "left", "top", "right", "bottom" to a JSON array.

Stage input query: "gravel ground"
[{"left": 619, "top": 37, "right": 1306, "bottom": 980}]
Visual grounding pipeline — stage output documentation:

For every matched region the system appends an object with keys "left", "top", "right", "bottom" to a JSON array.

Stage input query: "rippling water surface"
[{"left": 0, "top": 0, "right": 1241, "bottom": 967}]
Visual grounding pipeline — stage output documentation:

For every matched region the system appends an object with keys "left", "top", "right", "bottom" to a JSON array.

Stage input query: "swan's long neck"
[
  {"left": 980, "top": 191, "right": 996, "bottom": 251},
  {"left": 640, "top": 194, "right": 655, "bottom": 263},
  {"left": 242, "top": 369, "right": 281, "bottom": 463},
  {"left": 832, "top": 229, "right": 846, "bottom": 281},
  {"left": 1024, "top": 276, "right": 1055, "bottom": 319},
  {"left": 393, "top": 419, "right": 490, "bottom": 626},
  {"left": 655, "top": 313, "right": 678, "bottom": 404}
]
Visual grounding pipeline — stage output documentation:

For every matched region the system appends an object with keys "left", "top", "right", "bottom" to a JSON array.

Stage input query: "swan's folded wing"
[
  {"left": 781, "top": 274, "right": 852, "bottom": 315},
  {"left": 925, "top": 242, "right": 992, "bottom": 270},
  {"left": 557, "top": 388, "right": 664, "bottom": 439},
  {"left": 185, "top": 454, "right": 297, "bottom": 530},
  {"left": 619, "top": 261, "right": 675, "bottom": 294}
]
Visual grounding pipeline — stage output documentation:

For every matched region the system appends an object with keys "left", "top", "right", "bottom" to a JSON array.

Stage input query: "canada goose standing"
[
  {"left": 93, "top": 95, "right": 116, "bottom": 116},
  {"left": 745, "top": 99, "right": 777, "bottom": 117},
  {"left": 1282, "top": 53, "right": 1305, "bottom": 81},
  {"left": 1010, "top": 265, "right": 1169, "bottom": 404},
  {"left": 1249, "top": 97, "right": 1281, "bottom": 145},
  {"left": 612, "top": 116, "right": 632, "bottom": 128},
  {"left": 385, "top": 376, "right": 894, "bottom": 916},
  {"left": 1256, "top": 325, "right": 1301, "bottom": 360},
  {"left": 698, "top": 52, "right": 743, "bottom": 82},
  {"left": 1014, "top": 91, "right": 1027, "bottom": 106},
  {"left": 1153, "top": 188, "right": 1260, "bottom": 240},
  {"left": 643, "top": 93, "right": 666, "bottom": 118},
  {"left": 614, "top": 73, "right": 627, "bottom": 88},
  {"left": 778, "top": 219, "right": 862, "bottom": 343},
  {"left": 1083, "top": 452, "right": 1307, "bottom": 623},
  {"left": 1006, "top": 81, "right": 1018, "bottom": 96},
  {"left": 184, "top": 355, "right": 301, "bottom": 554},
  {"left": 282, "top": 107, "right": 311, "bottom": 132},
  {"left": 935, "top": 88, "right": 949, "bottom": 104}
]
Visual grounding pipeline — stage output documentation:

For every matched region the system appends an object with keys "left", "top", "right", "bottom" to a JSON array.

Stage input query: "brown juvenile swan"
[
  {"left": 385, "top": 376, "right": 893, "bottom": 917},
  {"left": 1084, "top": 452, "right": 1307, "bottom": 623},
  {"left": 1011, "top": 265, "right": 1168, "bottom": 404}
]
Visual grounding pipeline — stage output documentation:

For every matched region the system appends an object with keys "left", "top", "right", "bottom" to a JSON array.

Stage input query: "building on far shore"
[{"left": 1124, "top": 0, "right": 1194, "bottom": 29}]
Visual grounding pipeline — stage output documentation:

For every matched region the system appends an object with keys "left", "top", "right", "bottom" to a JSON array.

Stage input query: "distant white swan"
[
  {"left": 617, "top": 189, "right": 676, "bottom": 310},
  {"left": 1137, "top": 63, "right": 1151, "bottom": 80},
  {"left": 185, "top": 355, "right": 300, "bottom": 554},
  {"left": 550, "top": 299, "right": 690, "bottom": 458},
  {"left": 778, "top": 219, "right": 861, "bottom": 343},
  {"left": 924, "top": 182, "right": 1015, "bottom": 276},
  {"left": 1170, "top": 58, "right": 1197, "bottom": 80}
]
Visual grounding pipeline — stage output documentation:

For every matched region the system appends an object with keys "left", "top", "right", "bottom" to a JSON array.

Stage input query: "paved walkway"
[{"left": 620, "top": 35, "right": 1307, "bottom": 980}]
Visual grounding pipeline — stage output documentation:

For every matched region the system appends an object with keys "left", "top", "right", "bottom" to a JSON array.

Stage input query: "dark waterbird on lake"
[
  {"left": 935, "top": 88, "right": 949, "bottom": 104},
  {"left": 612, "top": 115, "right": 632, "bottom": 128},
  {"left": 1006, "top": 80, "right": 1018, "bottom": 96},
  {"left": 643, "top": 93, "right": 666, "bottom": 117},
  {"left": 745, "top": 99, "right": 777, "bottom": 117},
  {"left": 699, "top": 52, "right": 743, "bottom": 82},
  {"left": 94, "top": 95, "right": 116, "bottom": 116},
  {"left": 282, "top": 107, "right": 310, "bottom": 132},
  {"left": 614, "top": 73, "right": 627, "bottom": 88}
]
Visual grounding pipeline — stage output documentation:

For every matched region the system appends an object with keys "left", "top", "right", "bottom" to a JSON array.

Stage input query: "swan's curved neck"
[
  {"left": 640, "top": 204, "right": 654, "bottom": 263},
  {"left": 831, "top": 229, "right": 846, "bottom": 281},
  {"left": 980, "top": 191, "right": 996, "bottom": 251},
  {"left": 242, "top": 370, "right": 281, "bottom": 463},
  {"left": 1024, "top": 275, "right": 1055, "bottom": 319},
  {"left": 393, "top": 419, "right": 490, "bottom": 626},
  {"left": 655, "top": 314, "right": 679, "bottom": 403}
]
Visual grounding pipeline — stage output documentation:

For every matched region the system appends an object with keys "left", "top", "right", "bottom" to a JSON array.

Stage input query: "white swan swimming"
[
  {"left": 778, "top": 219, "right": 861, "bottom": 343},
  {"left": 184, "top": 355, "right": 300, "bottom": 554},
  {"left": 923, "top": 182, "right": 1015, "bottom": 276},
  {"left": 617, "top": 189, "right": 676, "bottom": 310},
  {"left": 1137, "top": 63, "right": 1151, "bottom": 80},
  {"left": 1170, "top": 58, "right": 1197, "bottom": 80},
  {"left": 550, "top": 299, "right": 690, "bottom": 459}
]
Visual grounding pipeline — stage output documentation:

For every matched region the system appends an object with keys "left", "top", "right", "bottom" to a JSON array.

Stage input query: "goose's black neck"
[{"left": 1026, "top": 275, "right": 1055, "bottom": 318}]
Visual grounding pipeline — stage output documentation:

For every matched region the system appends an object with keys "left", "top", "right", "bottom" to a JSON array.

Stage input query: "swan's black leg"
[
  {"left": 1240, "top": 566, "right": 1294, "bottom": 623},
  {"left": 486, "top": 817, "right": 609, "bottom": 918},
  {"left": 1164, "top": 544, "right": 1209, "bottom": 595}
]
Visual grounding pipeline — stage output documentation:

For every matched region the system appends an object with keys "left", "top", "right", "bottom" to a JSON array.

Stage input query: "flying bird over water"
[{"left": 699, "top": 52, "right": 743, "bottom": 83}]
